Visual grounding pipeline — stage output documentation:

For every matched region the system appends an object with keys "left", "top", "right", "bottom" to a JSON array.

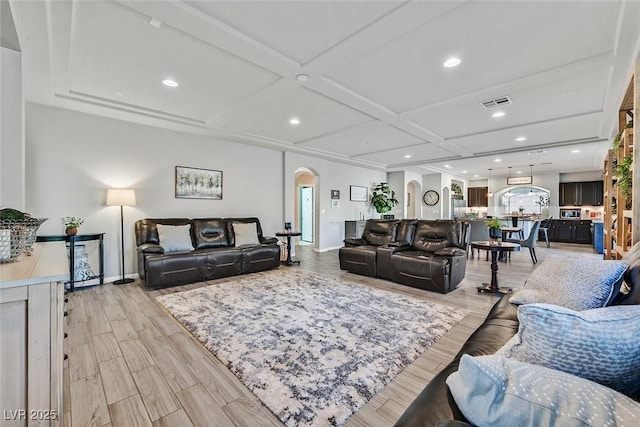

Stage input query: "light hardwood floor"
[{"left": 63, "top": 242, "right": 600, "bottom": 427}]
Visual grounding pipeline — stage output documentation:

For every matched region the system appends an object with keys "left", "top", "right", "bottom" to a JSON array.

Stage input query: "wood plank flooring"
[{"left": 63, "top": 242, "right": 600, "bottom": 427}]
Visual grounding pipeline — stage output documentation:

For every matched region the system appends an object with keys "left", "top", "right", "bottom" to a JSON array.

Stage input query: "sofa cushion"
[
  {"left": 446, "top": 354, "right": 640, "bottom": 427},
  {"left": 191, "top": 218, "right": 229, "bottom": 249},
  {"left": 497, "top": 303, "right": 640, "bottom": 396},
  {"left": 411, "top": 220, "right": 461, "bottom": 253},
  {"left": 156, "top": 224, "right": 194, "bottom": 252},
  {"left": 135, "top": 218, "right": 190, "bottom": 246},
  {"left": 232, "top": 222, "right": 260, "bottom": 246},
  {"left": 509, "top": 255, "right": 628, "bottom": 310},
  {"left": 362, "top": 220, "right": 398, "bottom": 246}
]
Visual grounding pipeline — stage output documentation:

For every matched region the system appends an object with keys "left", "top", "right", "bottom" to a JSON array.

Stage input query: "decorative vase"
[
  {"left": 489, "top": 227, "right": 502, "bottom": 244},
  {"left": 65, "top": 227, "right": 78, "bottom": 236}
]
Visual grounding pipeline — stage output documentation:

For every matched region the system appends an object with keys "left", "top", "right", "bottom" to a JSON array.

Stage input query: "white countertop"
[{"left": 0, "top": 242, "right": 68, "bottom": 289}]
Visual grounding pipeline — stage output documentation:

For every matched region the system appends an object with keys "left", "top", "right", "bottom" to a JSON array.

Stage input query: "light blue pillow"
[
  {"left": 497, "top": 303, "right": 640, "bottom": 396},
  {"left": 156, "top": 224, "right": 194, "bottom": 252},
  {"left": 446, "top": 354, "right": 640, "bottom": 427},
  {"left": 509, "top": 255, "right": 628, "bottom": 310}
]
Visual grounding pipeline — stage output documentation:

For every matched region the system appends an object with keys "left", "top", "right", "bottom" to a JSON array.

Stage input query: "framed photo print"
[
  {"left": 175, "top": 166, "right": 223, "bottom": 200},
  {"left": 350, "top": 185, "right": 368, "bottom": 202}
]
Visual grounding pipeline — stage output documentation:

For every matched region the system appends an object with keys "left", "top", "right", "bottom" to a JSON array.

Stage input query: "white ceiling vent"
[{"left": 481, "top": 96, "right": 512, "bottom": 110}]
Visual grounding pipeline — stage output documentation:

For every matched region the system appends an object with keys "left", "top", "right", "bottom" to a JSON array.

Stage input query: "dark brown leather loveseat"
[
  {"left": 338, "top": 219, "right": 468, "bottom": 293},
  {"left": 394, "top": 243, "right": 640, "bottom": 427},
  {"left": 135, "top": 217, "right": 280, "bottom": 290}
]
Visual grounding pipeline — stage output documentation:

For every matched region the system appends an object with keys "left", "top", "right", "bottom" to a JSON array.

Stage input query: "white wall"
[
  {"left": 284, "top": 152, "right": 386, "bottom": 251},
  {"left": 26, "top": 103, "right": 284, "bottom": 279},
  {"left": 0, "top": 46, "right": 24, "bottom": 209}
]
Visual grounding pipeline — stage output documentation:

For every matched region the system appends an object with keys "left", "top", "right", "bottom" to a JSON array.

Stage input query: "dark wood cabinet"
[
  {"left": 559, "top": 181, "right": 603, "bottom": 206},
  {"left": 467, "top": 187, "right": 488, "bottom": 207},
  {"left": 549, "top": 219, "right": 592, "bottom": 244}
]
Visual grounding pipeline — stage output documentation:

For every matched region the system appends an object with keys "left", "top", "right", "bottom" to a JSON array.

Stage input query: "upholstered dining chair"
[
  {"left": 539, "top": 216, "right": 553, "bottom": 248},
  {"left": 505, "top": 219, "right": 542, "bottom": 264},
  {"left": 467, "top": 220, "right": 490, "bottom": 259}
]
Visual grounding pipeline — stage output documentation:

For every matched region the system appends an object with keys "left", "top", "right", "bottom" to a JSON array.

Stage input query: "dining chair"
[
  {"left": 539, "top": 216, "right": 553, "bottom": 248},
  {"left": 505, "top": 219, "right": 542, "bottom": 264}
]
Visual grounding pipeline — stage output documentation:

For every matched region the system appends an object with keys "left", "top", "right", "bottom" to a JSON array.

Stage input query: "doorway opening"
[
  {"left": 300, "top": 186, "right": 314, "bottom": 243},
  {"left": 294, "top": 168, "right": 317, "bottom": 247}
]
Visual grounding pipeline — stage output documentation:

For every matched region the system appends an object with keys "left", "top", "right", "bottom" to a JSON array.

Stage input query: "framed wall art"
[
  {"left": 175, "top": 166, "right": 223, "bottom": 200},
  {"left": 350, "top": 185, "right": 368, "bottom": 202}
]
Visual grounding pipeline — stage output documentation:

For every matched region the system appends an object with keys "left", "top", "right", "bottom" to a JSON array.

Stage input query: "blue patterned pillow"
[
  {"left": 509, "top": 255, "right": 628, "bottom": 310},
  {"left": 498, "top": 303, "right": 640, "bottom": 396},
  {"left": 446, "top": 354, "right": 640, "bottom": 427}
]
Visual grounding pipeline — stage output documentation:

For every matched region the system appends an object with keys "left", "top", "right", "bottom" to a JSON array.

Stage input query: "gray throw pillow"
[
  {"left": 156, "top": 224, "right": 194, "bottom": 252},
  {"left": 446, "top": 354, "right": 640, "bottom": 427},
  {"left": 233, "top": 222, "right": 260, "bottom": 246},
  {"left": 509, "top": 255, "right": 628, "bottom": 310},
  {"left": 498, "top": 303, "right": 640, "bottom": 396}
]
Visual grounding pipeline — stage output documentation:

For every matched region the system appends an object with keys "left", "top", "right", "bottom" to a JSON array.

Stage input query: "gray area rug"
[{"left": 156, "top": 269, "right": 468, "bottom": 427}]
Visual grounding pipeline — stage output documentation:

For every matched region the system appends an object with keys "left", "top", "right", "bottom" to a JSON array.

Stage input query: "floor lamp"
[{"left": 106, "top": 189, "right": 136, "bottom": 285}]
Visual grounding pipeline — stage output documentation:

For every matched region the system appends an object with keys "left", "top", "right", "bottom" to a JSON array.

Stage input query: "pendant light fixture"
[
  {"left": 528, "top": 164, "right": 535, "bottom": 196},
  {"left": 488, "top": 168, "right": 493, "bottom": 197}
]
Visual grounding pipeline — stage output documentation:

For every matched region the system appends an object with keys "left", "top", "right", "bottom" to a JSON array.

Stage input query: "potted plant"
[
  {"left": 615, "top": 155, "right": 633, "bottom": 201},
  {"left": 371, "top": 183, "right": 399, "bottom": 217},
  {"left": 62, "top": 216, "right": 84, "bottom": 236},
  {"left": 486, "top": 218, "right": 502, "bottom": 240},
  {"left": 451, "top": 182, "right": 463, "bottom": 199}
]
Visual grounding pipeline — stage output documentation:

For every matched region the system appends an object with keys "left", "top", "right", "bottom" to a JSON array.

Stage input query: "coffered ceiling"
[{"left": 9, "top": 0, "right": 640, "bottom": 180}]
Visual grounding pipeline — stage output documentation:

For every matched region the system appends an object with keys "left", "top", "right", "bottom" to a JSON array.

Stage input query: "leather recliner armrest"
[
  {"left": 344, "top": 237, "right": 366, "bottom": 246},
  {"left": 260, "top": 236, "right": 279, "bottom": 244},
  {"left": 434, "top": 247, "right": 466, "bottom": 257},
  {"left": 386, "top": 241, "right": 412, "bottom": 249},
  {"left": 137, "top": 243, "right": 164, "bottom": 254}
]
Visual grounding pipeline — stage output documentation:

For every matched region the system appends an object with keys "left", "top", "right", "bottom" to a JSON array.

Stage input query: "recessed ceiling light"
[
  {"left": 494, "top": 158, "right": 502, "bottom": 162},
  {"left": 516, "top": 170, "right": 522, "bottom": 174},
  {"left": 404, "top": 154, "right": 412, "bottom": 159},
  {"left": 444, "top": 164, "right": 453, "bottom": 169},
  {"left": 515, "top": 136, "right": 527, "bottom": 142},
  {"left": 149, "top": 18, "right": 162, "bottom": 28},
  {"left": 443, "top": 57, "right": 461, "bottom": 68},
  {"left": 571, "top": 149, "right": 581, "bottom": 153},
  {"left": 162, "top": 79, "right": 178, "bottom": 87},
  {"left": 492, "top": 111, "right": 506, "bottom": 118},
  {"left": 289, "top": 118, "right": 301, "bottom": 125},
  {"left": 473, "top": 174, "right": 479, "bottom": 178},
  {"left": 296, "top": 74, "right": 309, "bottom": 82},
  {"left": 115, "top": 92, "right": 124, "bottom": 97},
  {"left": 360, "top": 142, "right": 368, "bottom": 146},
  {"left": 461, "top": 170, "right": 468, "bottom": 174}
]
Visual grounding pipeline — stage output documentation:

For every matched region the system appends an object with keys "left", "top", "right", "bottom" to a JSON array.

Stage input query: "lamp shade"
[{"left": 106, "top": 189, "right": 136, "bottom": 206}]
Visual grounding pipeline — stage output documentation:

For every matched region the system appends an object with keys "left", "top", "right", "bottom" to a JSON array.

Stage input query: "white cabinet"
[{"left": 0, "top": 243, "right": 67, "bottom": 426}]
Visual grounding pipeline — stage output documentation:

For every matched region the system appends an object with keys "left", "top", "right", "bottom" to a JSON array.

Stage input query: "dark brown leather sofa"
[
  {"left": 135, "top": 217, "right": 280, "bottom": 290},
  {"left": 338, "top": 219, "right": 468, "bottom": 293},
  {"left": 394, "top": 243, "right": 640, "bottom": 427}
]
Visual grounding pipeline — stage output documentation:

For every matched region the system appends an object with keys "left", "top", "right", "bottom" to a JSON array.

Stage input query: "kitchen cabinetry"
[
  {"left": 345, "top": 220, "right": 366, "bottom": 239},
  {"left": 467, "top": 187, "right": 488, "bottom": 207},
  {"left": 559, "top": 181, "right": 603, "bottom": 206},
  {"left": 550, "top": 219, "right": 592, "bottom": 244},
  {"left": 0, "top": 242, "right": 67, "bottom": 426}
]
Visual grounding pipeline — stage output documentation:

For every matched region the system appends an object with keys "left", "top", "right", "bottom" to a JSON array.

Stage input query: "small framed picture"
[
  {"left": 331, "top": 190, "right": 340, "bottom": 200},
  {"left": 350, "top": 185, "right": 368, "bottom": 202}
]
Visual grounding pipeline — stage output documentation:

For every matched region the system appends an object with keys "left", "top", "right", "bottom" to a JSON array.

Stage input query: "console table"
[{"left": 36, "top": 233, "right": 105, "bottom": 292}]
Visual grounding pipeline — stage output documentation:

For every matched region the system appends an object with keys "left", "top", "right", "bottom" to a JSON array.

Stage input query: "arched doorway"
[
  {"left": 407, "top": 180, "right": 421, "bottom": 219},
  {"left": 294, "top": 168, "right": 318, "bottom": 246}
]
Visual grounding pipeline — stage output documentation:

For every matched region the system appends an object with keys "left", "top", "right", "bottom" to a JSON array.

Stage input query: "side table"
[
  {"left": 36, "top": 233, "right": 105, "bottom": 291},
  {"left": 470, "top": 241, "right": 520, "bottom": 294},
  {"left": 275, "top": 231, "right": 302, "bottom": 266}
]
